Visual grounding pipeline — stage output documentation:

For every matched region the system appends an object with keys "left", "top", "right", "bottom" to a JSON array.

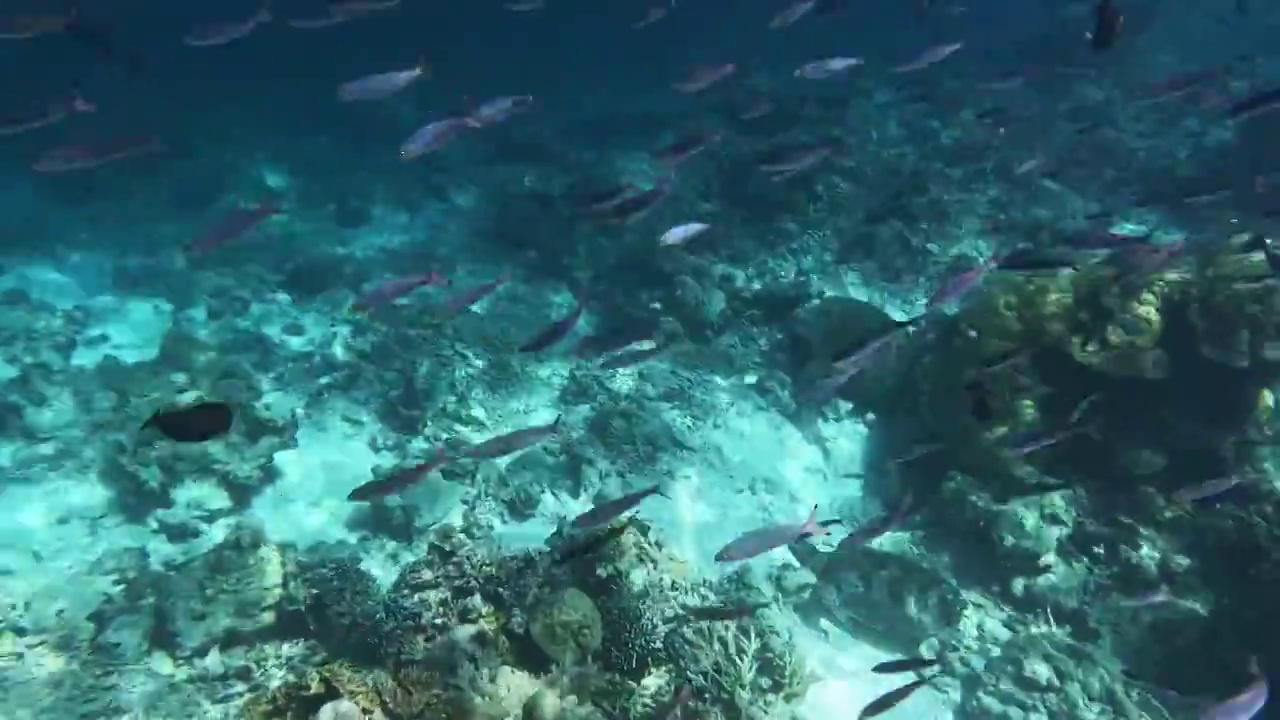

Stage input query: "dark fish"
[
  {"left": 859, "top": 677, "right": 932, "bottom": 719},
  {"left": 462, "top": 415, "right": 562, "bottom": 460},
  {"left": 964, "top": 379, "right": 996, "bottom": 422},
  {"left": 64, "top": 10, "right": 146, "bottom": 75},
  {"left": 653, "top": 131, "right": 720, "bottom": 166},
  {"left": 684, "top": 601, "right": 771, "bottom": 622},
  {"left": 439, "top": 274, "right": 508, "bottom": 319},
  {"left": 519, "top": 303, "right": 585, "bottom": 353},
  {"left": 1226, "top": 86, "right": 1280, "bottom": 121},
  {"left": 570, "top": 484, "right": 666, "bottom": 530},
  {"left": 995, "top": 247, "right": 1079, "bottom": 272},
  {"left": 347, "top": 448, "right": 450, "bottom": 501},
  {"left": 600, "top": 176, "right": 674, "bottom": 223},
  {"left": 553, "top": 519, "right": 632, "bottom": 564},
  {"left": 653, "top": 684, "right": 694, "bottom": 720},
  {"left": 871, "top": 656, "right": 938, "bottom": 674},
  {"left": 142, "top": 401, "right": 233, "bottom": 442},
  {"left": 188, "top": 200, "right": 283, "bottom": 256},
  {"left": 1088, "top": 0, "right": 1123, "bottom": 52}
]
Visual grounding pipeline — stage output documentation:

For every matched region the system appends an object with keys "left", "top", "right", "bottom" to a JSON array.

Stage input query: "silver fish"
[{"left": 570, "top": 484, "right": 666, "bottom": 530}]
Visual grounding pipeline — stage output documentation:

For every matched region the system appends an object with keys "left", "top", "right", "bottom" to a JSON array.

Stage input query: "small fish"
[
  {"left": 439, "top": 273, "right": 509, "bottom": 319},
  {"left": 142, "top": 401, "right": 234, "bottom": 442},
  {"left": 659, "top": 222, "right": 711, "bottom": 247},
  {"left": 769, "top": 0, "right": 817, "bottom": 28},
  {"left": 285, "top": 12, "right": 351, "bottom": 29},
  {"left": 739, "top": 96, "right": 775, "bottom": 120},
  {"left": 633, "top": 6, "right": 669, "bottom": 29},
  {"left": 504, "top": 0, "right": 545, "bottom": 10},
  {"left": 0, "top": 12, "right": 72, "bottom": 40},
  {"left": 400, "top": 117, "right": 472, "bottom": 159},
  {"left": 329, "top": 0, "right": 401, "bottom": 13},
  {"left": 32, "top": 135, "right": 165, "bottom": 173},
  {"left": 811, "top": 319, "right": 920, "bottom": 401},
  {"left": 673, "top": 63, "right": 736, "bottom": 93},
  {"left": 570, "top": 484, "right": 667, "bottom": 530},
  {"left": 347, "top": 448, "right": 450, "bottom": 501},
  {"left": 927, "top": 258, "right": 996, "bottom": 310},
  {"left": 338, "top": 59, "right": 428, "bottom": 102},
  {"left": 758, "top": 140, "right": 839, "bottom": 179},
  {"left": 351, "top": 272, "right": 447, "bottom": 313},
  {"left": 1087, "top": 0, "right": 1123, "bottom": 51},
  {"left": 714, "top": 505, "right": 829, "bottom": 563},
  {"left": 0, "top": 89, "right": 95, "bottom": 135},
  {"left": 1003, "top": 424, "right": 1097, "bottom": 457},
  {"left": 184, "top": 2, "right": 272, "bottom": 47},
  {"left": 187, "top": 200, "right": 283, "bottom": 256},
  {"left": 466, "top": 95, "right": 534, "bottom": 127},
  {"left": 601, "top": 176, "right": 674, "bottom": 224},
  {"left": 684, "top": 601, "right": 771, "bottom": 622},
  {"left": 577, "top": 183, "right": 638, "bottom": 213},
  {"left": 892, "top": 42, "right": 963, "bottom": 73},
  {"left": 462, "top": 415, "right": 562, "bottom": 460},
  {"left": 844, "top": 492, "right": 917, "bottom": 545},
  {"left": 652, "top": 131, "right": 720, "bottom": 166},
  {"left": 871, "top": 656, "right": 939, "bottom": 675},
  {"left": 859, "top": 677, "right": 931, "bottom": 719},
  {"left": 795, "top": 56, "right": 864, "bottom": 79},
  {"left": 995, "top": 247, "right": 1079, "bottom": 273},
  {"left": 519, "top": 301, "right": 585, "bottom": 353}
]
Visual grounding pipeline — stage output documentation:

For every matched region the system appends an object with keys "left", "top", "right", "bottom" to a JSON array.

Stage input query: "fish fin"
[
  {"left": 786, "top": 537, "right": 830, "bottom": 575},
  {"left": 802, "top": 503, "right": 829, "bottom": 537}
]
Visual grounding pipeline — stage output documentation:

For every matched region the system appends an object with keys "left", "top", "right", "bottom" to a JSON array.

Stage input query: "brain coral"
[{"left": 529, "top": 587, "right": 603, "bottom": 666}]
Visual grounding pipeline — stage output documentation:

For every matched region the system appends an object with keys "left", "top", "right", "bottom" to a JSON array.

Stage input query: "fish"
[
  {"left": 1201, "top": 662, "right": 1268, "bottom": 720},
  {"left": 659, "top": 222, "right": 711, "bottom": 247},
  {"left": 0, "top": 11, "right": 73, "bottom": 40},
  {"left": 569, "top": 484, "right": 667, "bottom": 530},
  {"left": 1087, "top": 0, "right": 1123, "bottom": 52},
  {"left": 757, "top": 140, "right": 840, "bottom": 179},
  {"left": 1225, "top": 87, "right": 1280, "bottom": 122},
  {"left": 438, "top": 274, "right": 509, "bottom": 319},
  {"left": 600, "top": 176, "right": 675, "bottom": 224},
  {"left": 466, "top": 95, "right": 534, "bottom": 127},
  {"left": 142, "top": 401, "right": 234, "bottom": 442},
  {"left": 504, "top": 0, "right": 545, "bottom": 10},
  {"left": 843, "top": 492, "right": 917, "bottom": 545},
  {"left": 673, "top": 63, "right": 736, "bottom": 93},
  {"left": 871, "top": 656, "right": 939, "bottom": 674},
  {"left": 811, "top": 319, "right": 920, "bottom": 401},
  {"left": 32, "top": 136, "right": 166, "bottom": 173},
  {"left": 684, "top": 601, "right": 771, "bottom": 622},
  {"left": 184, "top": 2, "right": 272, "bottom": 47},
  {"left": 577, "top": 183, "right": 639, "bottom": 213},
  {"left": 652, "top": 132, "right": 721, "bottom": 166},
  {"left": 653, "top": 684, "right": 694, "bottom": 720},
  {"left": 599, "top": 343, "right": 665, "bottom": 370},
  {"left": 351, "top": 272, "right": 447, "bottom": 313},
  {"left": 400, "top": 117, "right": 472, "bottom": 158},
  {"left": 1172, "top": 473, "right": 1257, "bottom": 504},
  {"left": 714, "top": 504, "right": 829, "bottom": 563},
  {"left": 187, "top": 200, "right": 283, "bottom": 256},
  {"left": 462, "top": 415, "right": 562, "bottom": 460},
  {"left": 859, "top": 677, "right": 932, "bottom": 719},
  {"left": 892, "top": 42, "right": 963, "bottom": 72},
  {"left": 347, "top": 448, "right": 450, "bottom": 501},
  {"left": 553, "top": 519, "right": 632, "bottom": 564},
  {"left": 338, "top": 59, "right": 428, "bottom": 102},
  {"left": 769, "top": 0, "right": 817, "bottom": 28},
  {"left": 927, "top": 258, "right": 996, "bottom": 310},
  {"left": 63, "top": 12, "right": 147, "bottom": 74},
  {"left": 285, "top": 12, "right": 351, "bottom": 29},
  {"left": 1002, "top": 423, "right": 1098, "bottom": 457},
  {"left": 995, "top": 247, "right": 1080, "bottom": 273},
  {"left": 795, "top": 57, "right": 864, "bottom": 79},
  {"left": 632, "top": 6, "right": 669, "bottom": 29},
  {"left": 0, "top": 89, "right": 95, "bottom": 135},
  {"left": 519, "top": 302, "right": 585, "bottom": 352}
]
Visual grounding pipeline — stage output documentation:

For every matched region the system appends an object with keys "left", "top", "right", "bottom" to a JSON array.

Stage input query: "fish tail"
[
  {"left": 550, "top": 414, "right": 564, "bottom": 432},
  {"left": 802, "top": 503, "right": 828, "bottom": 537}
]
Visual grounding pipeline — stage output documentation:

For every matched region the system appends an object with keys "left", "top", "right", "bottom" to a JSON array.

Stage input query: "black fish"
[
  {"left": 64, "top": 8, "right": 146, "bottom": 75},
  {"left": 996, "top": 247, "right": 1079, "bottom": 272},
  {"left": 553, "top": 520, "right": 632, "bottom": 564},
  {"left": 871, "top": 656, "right": 938, "bottom": 674},
  {"left": 519, "top": 303, "right": 585, "bottom": 353},
  {"left": 964, "top": 379, "right": 996, "bottom": 422},
  {"left": 1226, "top": 86, "right": 1280, "bottom": 121},
  {"left": 1088, "top": 0, "right": 1123, "bottom": 52},
  {"left": 142, "top": 401, "right": 233, "bottom": 442},
  {"left": 462, "top": 415, "right": 562, "bottom": 460},
  {"left": 684, "top": 601, "right": 771, "bottom": 622},
  {"left": 859, "top": 677, "right": 932, "bottom": 719}
]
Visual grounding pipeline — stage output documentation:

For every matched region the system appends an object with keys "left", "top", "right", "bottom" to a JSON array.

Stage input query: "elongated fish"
[
  {"left": 871, "top": 656, "right": 938, "bottom": 674},
  {"left": 462, "top": 415, "right": 562, "bottom": 460},
  {"left": 347, "top": 448, "right": 450, "bottom": 501},
  {"left": 519, "top": 302, "right": 584, "bottom": 353},
  {"left": 570, "top": 484, "right": 666, "bottom": 530},
  {"left": 714, "top": 504, "right": 828, "bottom": 562},
  {"left": 859, "top": 677, "right": 931, "bottom": 719}
]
